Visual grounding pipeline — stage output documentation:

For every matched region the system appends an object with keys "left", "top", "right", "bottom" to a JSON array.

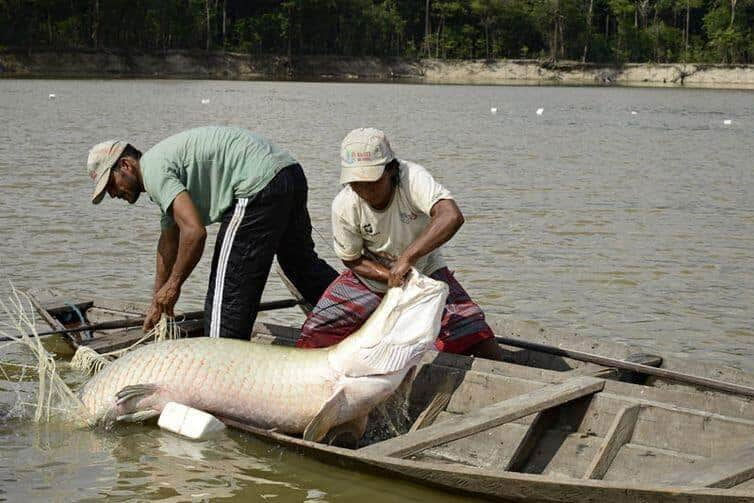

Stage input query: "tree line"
[{"left": 1, "top": 1, "right": 752, "bottom": 64}]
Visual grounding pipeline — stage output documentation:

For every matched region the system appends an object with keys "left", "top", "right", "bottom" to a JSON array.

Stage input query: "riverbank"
[{"left": 2, "top": 49, "right": 754, "bottom": 89}]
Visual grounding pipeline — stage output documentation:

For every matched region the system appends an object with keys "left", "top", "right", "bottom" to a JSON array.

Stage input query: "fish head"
[
  {"left": 329, "top": 269, "right": 449, "bottom": 377},
  {"left": 379, "top": 269, "right": 449, "bottom": 345}
]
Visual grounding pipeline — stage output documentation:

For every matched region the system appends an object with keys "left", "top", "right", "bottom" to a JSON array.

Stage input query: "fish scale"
[{"left": 76, "top": 272, "right": 448, "bottom": 441}]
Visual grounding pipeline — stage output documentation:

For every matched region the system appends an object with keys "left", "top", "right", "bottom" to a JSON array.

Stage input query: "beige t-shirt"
[{"left": 332, "top": 160, "right": 454, "bottom": 292}]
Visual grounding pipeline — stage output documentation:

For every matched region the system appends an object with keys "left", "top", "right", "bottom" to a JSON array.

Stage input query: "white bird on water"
[
  {"left": 48, "top": 94, "right": 56, "bottom": 99},
  {"left": 490, "top": 107, "right": 497, "bottom": 114},
  {"left": 536, "top": 107, "right": 544, "bottom": 116},
  {"left": 201, "top": 99, "right": 210, "bottom": 105},
  {"left": 723, "top": 119, "right": 732, "bottom": 125}
]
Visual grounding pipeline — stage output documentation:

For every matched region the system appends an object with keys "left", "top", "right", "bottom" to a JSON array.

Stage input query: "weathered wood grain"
[
  {"left": 505, "top": 408, "right": 559, "bottom": 471},
  {"left": 360, "top": 377, "right": 605, "bottom": 458},
  {"left": 220, "top": 415, "right": 754, "bottom": 503},
  {"left": 409, "top": 372, "right": 460, "bottom": 432},
  {"left": 584, "top": 404, "right": 641, "bottom": 479},
  {"left": 662, "top": 443, "right": 754, "bottom": 489}
]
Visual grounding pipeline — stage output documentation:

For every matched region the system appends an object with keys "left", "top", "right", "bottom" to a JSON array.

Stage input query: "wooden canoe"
[{"left": 26, "top": 288, "right": 754, "bottom": 502}]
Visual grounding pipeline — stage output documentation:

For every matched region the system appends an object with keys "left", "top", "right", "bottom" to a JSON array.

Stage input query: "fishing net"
[
  {"left": 0, "top": 286, "right": 91, "bottom": 425},
  {"left": 70, "top": 314, "right": 181, "bottom": 376}
]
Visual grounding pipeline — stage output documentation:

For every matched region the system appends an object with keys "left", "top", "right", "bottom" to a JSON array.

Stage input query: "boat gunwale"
[{"left": 218, "top": 414, "right": 754, "bottom": 502}]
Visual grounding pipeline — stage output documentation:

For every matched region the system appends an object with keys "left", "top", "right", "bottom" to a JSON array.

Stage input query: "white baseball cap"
[
  {"left": 339, "top": 128, "right": 395, "bottom": 184},
  {"left": 87, "top": 139, "right": 128, "bottom": 204}
]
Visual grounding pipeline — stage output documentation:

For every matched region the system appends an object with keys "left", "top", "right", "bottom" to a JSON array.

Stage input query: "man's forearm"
[
  {"left": 343, "top": 256, "right": 391, "bottom": 283},
  {"left": 155, "top": 227, "right": 179, "bottom": 293},
  {"left": 402, "top": 199, "right": 464, "bottom": 263},
  {"left": 165, "top": 226, "right": 206, "bottom": 288},
  {"left": 144, "top": 191, "right": 206, "bottom": 330}
]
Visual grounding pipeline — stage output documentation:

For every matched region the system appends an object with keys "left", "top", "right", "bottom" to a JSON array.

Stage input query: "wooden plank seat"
[
  {"left": 583, "top": 404, "right": 641, "bottom": 479},
  {"left": 360, "top": 376, "right": 605, "bottom": 459}
]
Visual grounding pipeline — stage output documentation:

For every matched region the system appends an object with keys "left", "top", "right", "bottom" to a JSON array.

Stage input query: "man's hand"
[
  {"left": 144, "top": 191, "right": 205, "bottom": 333},
  {"left": 388, "top": 255, "right": 413, "bottom": 288},
  {"left": 143, "top": 280, "right": 181, "bottom": 332}
]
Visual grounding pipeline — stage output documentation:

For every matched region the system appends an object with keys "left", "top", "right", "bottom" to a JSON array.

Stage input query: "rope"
[
  {"left": 69, "top": 315, "right": 183, "bottom": 376},
  {"left": 312, "top": 223, "right": 335, "bottom": 254}
]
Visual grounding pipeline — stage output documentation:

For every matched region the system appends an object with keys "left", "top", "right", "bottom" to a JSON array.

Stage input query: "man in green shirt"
[{"left": 86, "top": 126, "right": 337, "bottom": 339}]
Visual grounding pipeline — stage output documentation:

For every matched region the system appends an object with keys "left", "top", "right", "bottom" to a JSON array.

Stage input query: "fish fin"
[
  {"left": 117, "top": 409, "right": 160, "bottom": 423},
  {"left": 115, "top": 384, "right": 160, "bottom": 406},
  {"left": 303, "top": 388, "right": 346, "bottom": 443},
  {"left": 323, "top": 414, "right": 369, "bottom": 448}
]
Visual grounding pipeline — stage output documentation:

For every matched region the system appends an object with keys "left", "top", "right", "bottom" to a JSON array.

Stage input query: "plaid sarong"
[{"left": 297, "top": 267, "right": 494, "bottom": 354}]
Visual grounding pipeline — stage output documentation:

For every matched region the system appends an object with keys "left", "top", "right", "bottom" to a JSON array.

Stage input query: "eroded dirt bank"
[{"left": 2, "top": 50, "right": 753, "bottom": 89}]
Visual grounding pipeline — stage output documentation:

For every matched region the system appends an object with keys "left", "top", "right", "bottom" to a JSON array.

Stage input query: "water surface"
[{"left": 0, "top": 79, "right": 752, "bottom": 501}]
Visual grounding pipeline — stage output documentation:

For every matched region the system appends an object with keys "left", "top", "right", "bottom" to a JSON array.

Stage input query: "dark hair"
[
  {"left": 122, "top": 144, "right": 142, "bottom": 160},
  {"left": 112, "top": 144, "right": 142, "bottom": 171},
  {"left": 386, "top": 159, "right": 400, "bottom": 187}
]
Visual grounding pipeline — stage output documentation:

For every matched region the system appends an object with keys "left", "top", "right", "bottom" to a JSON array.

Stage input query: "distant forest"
[{"left": 1, "top": 1, "right": 752, "bottom": 64}]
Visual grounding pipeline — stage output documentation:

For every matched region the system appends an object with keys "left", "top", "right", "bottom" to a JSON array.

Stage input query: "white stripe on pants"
[{"left": 210, "top": 197, "right": 249, "bottom": 338}]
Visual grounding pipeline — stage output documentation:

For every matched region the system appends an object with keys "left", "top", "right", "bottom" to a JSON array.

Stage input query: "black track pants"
[{"left": 203, "top": 164, "right": 337, "bottom": 339}]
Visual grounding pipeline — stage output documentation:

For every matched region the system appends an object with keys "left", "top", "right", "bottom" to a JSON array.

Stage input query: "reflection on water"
[
  {"left": 0, "top": 419, "right": 478, "bottom": 502},
  {"left": 0, "top": 79, "right": 752, "bottom": 500}
]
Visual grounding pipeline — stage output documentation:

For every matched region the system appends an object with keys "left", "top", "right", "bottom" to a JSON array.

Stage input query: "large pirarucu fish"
[{"left": 77, "top": 271, "right": 448, "bottom": 442}]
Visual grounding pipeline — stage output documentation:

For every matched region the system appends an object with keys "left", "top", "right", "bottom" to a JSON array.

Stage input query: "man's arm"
[
  {"left": 388, "top": 199, "right": 464, "bottom": 287},
  {"left": 343, "top": 256, "right": 391, "bottom": 284},
  {"left": 143, "top": 191, "right": 207, "bottom": 331},
  {"left": 154, "top": 224, "right": 179, "bottom": 294}
]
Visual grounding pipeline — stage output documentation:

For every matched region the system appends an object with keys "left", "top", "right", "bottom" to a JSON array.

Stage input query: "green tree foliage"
[
  {"left": 703, "top": 0, "right": 754, "bottom": 62},
  {"left": 0, "top": 0, "right": 752, "bottom": 63}
]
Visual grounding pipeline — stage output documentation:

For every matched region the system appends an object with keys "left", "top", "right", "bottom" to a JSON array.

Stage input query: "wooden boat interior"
[{"left": 24, "top": 288, "right": 754, "bottom": 498}]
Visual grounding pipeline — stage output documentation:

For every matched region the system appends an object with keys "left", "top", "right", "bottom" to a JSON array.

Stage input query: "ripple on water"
[{"left": 1, "top": 79, "right": 753, "bottom": 500}]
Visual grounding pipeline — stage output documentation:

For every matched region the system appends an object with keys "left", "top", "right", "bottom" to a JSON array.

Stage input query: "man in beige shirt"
[{"left": 297, "top": 128, "right": 503, "bottom": 361}]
